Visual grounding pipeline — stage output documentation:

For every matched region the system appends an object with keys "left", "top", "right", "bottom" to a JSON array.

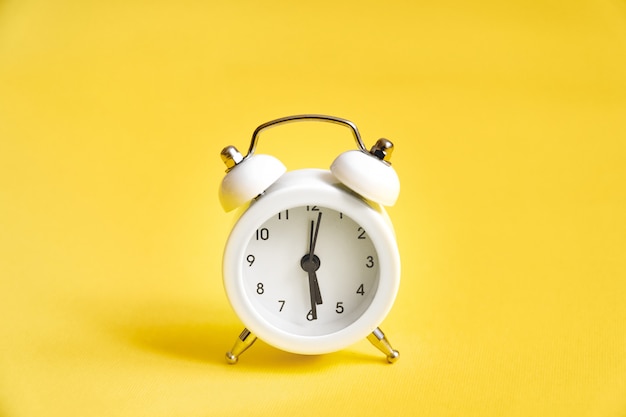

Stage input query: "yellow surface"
[{"left": 1, "top": 1, "right": 626, "bottom": 416}]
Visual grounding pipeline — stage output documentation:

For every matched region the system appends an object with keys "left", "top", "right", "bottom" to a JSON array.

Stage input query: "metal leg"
[
  {"left": 225, "top": 328, "right": 257, "bottom": 364},
  {"left": 367, "top": 327, "right": 400, "bottom": 363}
]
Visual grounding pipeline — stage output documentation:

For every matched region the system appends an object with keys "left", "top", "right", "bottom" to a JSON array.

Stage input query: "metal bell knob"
[
  {"left": 221, "top": 146, "right": 244, "bottom": 172},
  {"left": 369, "top": 138, "right": 394, "bottom": 163},
  {"left": 218, "top": 146, "right": 286, "bottom": 212},
  {"left": 330, "top": 140, "right": 400, "bottom": 206}
]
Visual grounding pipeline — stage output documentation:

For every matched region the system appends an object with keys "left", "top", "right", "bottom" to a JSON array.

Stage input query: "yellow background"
[{"left": 1, "top": 1, "right": 625, "bottom": 416}]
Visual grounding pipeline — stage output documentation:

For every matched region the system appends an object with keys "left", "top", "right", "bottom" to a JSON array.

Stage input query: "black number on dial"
[
  {"left": 357, "top": 227, "right": 366, "bottom": 239},
  {"left": 335, "top": 302, "right": 344, "bottom": 314},
  {"left": 306, "top": 310, "right": 315, "bottom": 321},
  {"left": 356, "top": 284, "right": 365, "bottom": 296},
  {"left": 256, "top": 228, "right": 269, "bottom": 240},
  {"left": 256, "top": 283, "right": 264, "bottom": 294}
]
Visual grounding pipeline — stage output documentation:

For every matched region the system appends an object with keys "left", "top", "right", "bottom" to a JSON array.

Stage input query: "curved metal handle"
[{"left": 245, "top": 114, "right": 367, "bottom": 158}]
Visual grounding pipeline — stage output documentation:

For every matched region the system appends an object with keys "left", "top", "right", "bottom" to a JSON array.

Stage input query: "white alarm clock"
[{"left": 218, "top": 115, "right": 401, "bottom": 364}]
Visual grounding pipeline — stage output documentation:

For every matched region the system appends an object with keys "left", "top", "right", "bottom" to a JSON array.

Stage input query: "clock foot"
[
  {"left": 225, "top": 328, "right": 257, "bottom": 364},
  {"left": 367, "top": 327, "right": 399, "bottom": 364}
]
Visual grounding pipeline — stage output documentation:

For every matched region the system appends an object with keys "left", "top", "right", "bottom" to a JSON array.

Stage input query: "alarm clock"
[{"left": 218, "top": 115, "right": 401, "bottom": 364}]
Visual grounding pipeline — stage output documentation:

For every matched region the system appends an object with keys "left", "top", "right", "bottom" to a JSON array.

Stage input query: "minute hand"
[
  {"left": 309, "top": 212, "right": 323, "bottom": 304},
  {"left": 307, "top": 270, "right": 318, "bottom": 320},
  {"left": 300, "top": 213, "right": 323, "bottom": 320}
]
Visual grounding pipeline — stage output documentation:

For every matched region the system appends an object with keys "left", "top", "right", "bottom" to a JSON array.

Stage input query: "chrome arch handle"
[{"left": 245, "top": 114, "right": 367, "bottom": 158}]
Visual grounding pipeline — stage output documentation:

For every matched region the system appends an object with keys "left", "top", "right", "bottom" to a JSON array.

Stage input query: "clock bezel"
[{"left": 222, "top": 169, "right": 400, "bottom": 355}]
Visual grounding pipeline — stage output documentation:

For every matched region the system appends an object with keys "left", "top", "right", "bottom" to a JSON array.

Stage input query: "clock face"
[{"left": 242, "top": 205, "right": 379, "bottom": 337}]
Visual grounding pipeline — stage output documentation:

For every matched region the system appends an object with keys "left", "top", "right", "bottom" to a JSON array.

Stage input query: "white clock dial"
[{"left": 242, "top": 205, "right": 379, "bottom": 337}]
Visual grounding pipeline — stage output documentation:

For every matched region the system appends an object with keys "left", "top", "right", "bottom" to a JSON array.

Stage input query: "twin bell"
[{"left": 218, "top": 115, "right": 400, "bottom": 212}]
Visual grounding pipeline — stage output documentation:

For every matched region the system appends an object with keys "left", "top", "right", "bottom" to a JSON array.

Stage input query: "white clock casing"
[{"left": 222, "top": 169, "right": 400, "bottom": 355}]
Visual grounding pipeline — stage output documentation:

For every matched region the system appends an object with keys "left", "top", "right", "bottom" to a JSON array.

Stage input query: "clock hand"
[
  {"left": 312, "top": 271, "right": 322, "bottom": 305},
  {"left": 301, "top": 212, "right": 324, "bottom": 320},
  {"left": 307, "top": 270, "right": 318, "bottom": 320},
  {"left": 309, "top": 212, "right": 322, "bottom": 258},
  {"left": 309, "top": 213, "right": 323, "bottom": 305},
  {"left": 301, "top": 258, "right": 322, "bottom": 319}
]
